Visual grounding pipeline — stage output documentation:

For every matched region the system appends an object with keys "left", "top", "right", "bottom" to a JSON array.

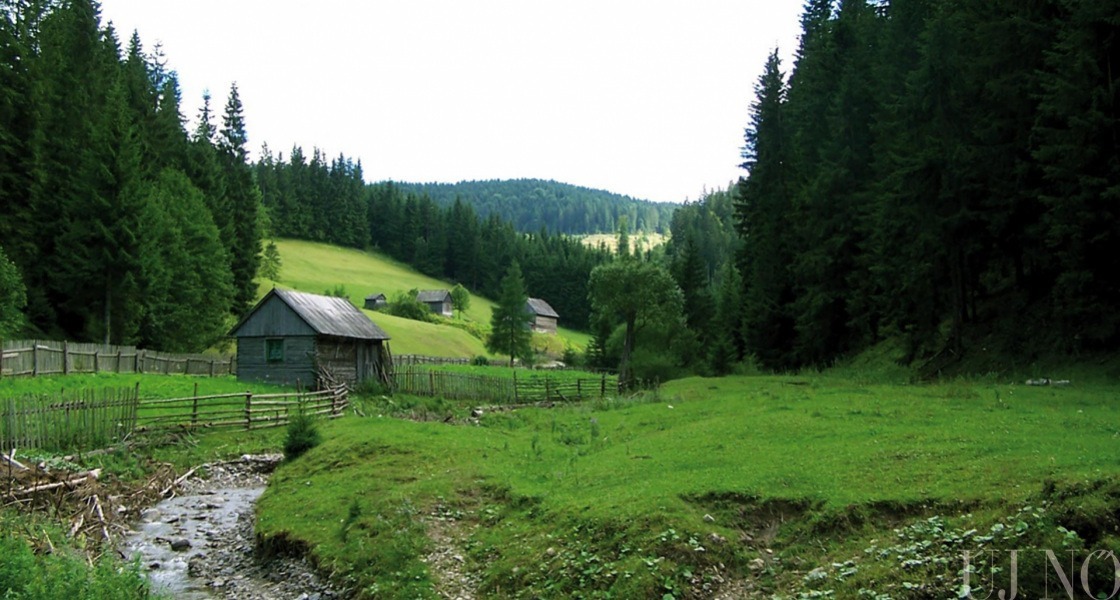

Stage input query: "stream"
[{"left": 120, "top": 456, "right": 341, "bottom": 600}]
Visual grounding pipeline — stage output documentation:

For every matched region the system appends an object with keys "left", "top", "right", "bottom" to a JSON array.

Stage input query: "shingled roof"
[
  {"left": 416, "top": 289, "right": 452, "bottom": 303},
  {"left": 231, "top": 289, "right": 390, "bottom": 340},
  {"left": 526, "top": 298, "right": 559, "bottom": 319}
]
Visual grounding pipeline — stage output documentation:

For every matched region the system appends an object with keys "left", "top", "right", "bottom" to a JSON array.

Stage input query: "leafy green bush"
[
  {"left": 384, "top": 289, "right": 439, "bottom": 323},
  {"left": 283, "top": 411, "right": 322, "bottom": 461},
  {"left": 471, "top": 355, "right": 490, "bottom": 366}
]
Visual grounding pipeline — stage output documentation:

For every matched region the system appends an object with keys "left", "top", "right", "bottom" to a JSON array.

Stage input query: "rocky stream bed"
[{"left": 120, "top": 454, "right": 344, "bottom": 600}]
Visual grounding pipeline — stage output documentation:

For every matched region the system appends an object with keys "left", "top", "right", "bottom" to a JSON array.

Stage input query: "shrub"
[
  {"left": 283, "top": 411, "right": 322, "bottom": 461},
  {"left": 384, "top": 289, "right": 439, "bottom": 323},
  {"left": 561, "top": 344, "right": 583, "bottom": 368},
  {"left": 471, "top": 355, "right": 490, "bottom": 366}
]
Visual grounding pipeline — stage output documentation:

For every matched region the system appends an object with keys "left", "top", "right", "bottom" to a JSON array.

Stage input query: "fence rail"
[
  {"left": 392, "top": 354, "right": 472, "bottom": 368},
  {"left": 1, "top": 385, "right": 347, "bottom": 453},
  {"left": 0, "top": 339, "right": 236, "bottom": 379},
  {"left": 391, "top": 366, "right": 617, "bottom": 404}
]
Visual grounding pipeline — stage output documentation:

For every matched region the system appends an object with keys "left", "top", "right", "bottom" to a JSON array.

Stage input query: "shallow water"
[{"left": 121, "top": 487, "right": 264, "bottom": 599}]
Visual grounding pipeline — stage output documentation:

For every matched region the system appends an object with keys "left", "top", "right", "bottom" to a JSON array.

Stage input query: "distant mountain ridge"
[{"left": 390, "top": 179, "right": 676, "bottom": 235}]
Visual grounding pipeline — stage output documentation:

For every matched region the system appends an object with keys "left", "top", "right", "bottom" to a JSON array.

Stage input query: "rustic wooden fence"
[
  {"left": 0, "top": 339, "right": 236, "bottom": 378},
  {"left": 0, "top": 385, "right": 347, "bottom": 453},
  {"left": 393, "top": 354, "right": 472, "bottom": 368},
  {"left": 1, "top": 386, "right": 141, "bottom": 453},
  {"left": 132, "top": 386, "right": 348, "bottom": 433},
  {"left": 392, "top": 366, "right": 618, "bottom": 404}
]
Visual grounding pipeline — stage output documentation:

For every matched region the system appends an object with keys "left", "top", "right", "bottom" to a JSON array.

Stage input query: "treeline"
[
  {"left": 0, "top": 1, "right": 261, "bottom": 351},
  {"left": 253, "top": 151, "right": 613, "bottom": 329},
  {"left": 732, "top": 0, "right": 1120, "bottom": 370},
  {"left": 394, "top": 179, "right": 675, "bottom": 235}
]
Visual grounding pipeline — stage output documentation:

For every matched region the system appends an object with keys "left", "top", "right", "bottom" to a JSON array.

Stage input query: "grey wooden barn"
[
  {"left": 416, "top": 289, "right": 453, "bottom": 317},
  {"left": 526, "top": 298, "right": 559, "bottom": 334},
  {"left": 230, "top": 289, "right": 392, "bottom": 389},
  {"left": 364, "top": 293, "right": 387, "bottom": 310}
]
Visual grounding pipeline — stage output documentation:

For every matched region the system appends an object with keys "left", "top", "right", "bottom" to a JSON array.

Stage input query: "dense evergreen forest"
[
  {"left": 254, "top": 150, "right": 613, "bottom": 329},
  {"left": 393, "top": 179, "right": 676, "bottom": 235},
  {"left": 0, "top": 0, "right": 260, "bottom": 350},
  {"left": 4, "top": 0, "right": 1117, "bottom": 378},
  {"left": 725, "top": 0, "right": 1120, "bottom": 371}
]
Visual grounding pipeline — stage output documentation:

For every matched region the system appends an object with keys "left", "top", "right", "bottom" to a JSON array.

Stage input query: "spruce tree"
[
  {"left": 487, "top": 261, "right": 534, "bottom": 367},
  {"left": 218, "top": 83, "right": 262, "bottom": 314},
  {"left": 736, "top": 49, "right": 796, "bottom": 369}
]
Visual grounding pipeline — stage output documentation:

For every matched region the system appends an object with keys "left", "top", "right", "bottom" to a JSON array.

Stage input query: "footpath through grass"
[{"left": 258, "top": 373, "right": 1120, "bottom": 598}]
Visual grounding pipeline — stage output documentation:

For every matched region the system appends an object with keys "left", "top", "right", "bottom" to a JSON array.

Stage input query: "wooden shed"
[
  {"left": 364, "top": 293, "right": 387, "bottom": 310},
  {"left": 416, "top": 289, "right": 453, "bottom": 317},
  {"left": 230, "top": 289, "right": 392, "bottom": 389},
  {"left": 526, "top": 298, "right": 559, "bottom": 334}
]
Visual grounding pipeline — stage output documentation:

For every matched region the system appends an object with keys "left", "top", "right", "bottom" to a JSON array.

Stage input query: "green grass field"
[
  {"left": 256, "top": 373, "right": 1120, "bottom": 598},
  {"left": 256, "top": 239, "right": 592, "bottom": 357}
]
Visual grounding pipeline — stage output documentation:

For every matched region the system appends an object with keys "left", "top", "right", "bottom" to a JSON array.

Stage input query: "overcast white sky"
[{"left": 98, "top": 1, "right": 804, "bottom": 204}]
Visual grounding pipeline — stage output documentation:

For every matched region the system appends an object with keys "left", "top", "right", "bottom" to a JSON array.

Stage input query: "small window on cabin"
[{"left": 266, "top": 338, "right": 284, "bottom": 363}]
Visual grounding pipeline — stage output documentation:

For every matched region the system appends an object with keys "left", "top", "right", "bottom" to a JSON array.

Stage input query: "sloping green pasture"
[
  {"left": 257, "top": 239, "right": 592, "bottom": 356},
  {"left": 257, "top": 374, "right": 1120, "bottom": 598}
]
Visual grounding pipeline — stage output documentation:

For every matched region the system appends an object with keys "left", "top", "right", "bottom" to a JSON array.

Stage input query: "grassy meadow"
[
  {"left": 255, "top": 239, "right": 592, "bottom": 357},
  {"left": 257, "top": 372, "right": 1120, "bottom": 598}
]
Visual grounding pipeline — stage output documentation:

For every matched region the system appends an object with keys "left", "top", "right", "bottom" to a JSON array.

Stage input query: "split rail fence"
[
  {"left": 392, "top": 366, "right": 618, "bottom": 405},
  {"left": 0, "top": 339, "right": 236, "bottom": 379},
  {"left": 1, "top": 385, "right": 347, "bottom": 453}
]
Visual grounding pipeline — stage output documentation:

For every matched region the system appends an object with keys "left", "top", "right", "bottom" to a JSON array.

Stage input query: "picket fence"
[
  {"left": 0, "top": 339, "right": 235, "bottom": 378},
  {"left": 0, "top": 385, "right": 347, "bottom": 453},
  {"left": 392, "top": 366, "right": 618, "bottom": 404}
]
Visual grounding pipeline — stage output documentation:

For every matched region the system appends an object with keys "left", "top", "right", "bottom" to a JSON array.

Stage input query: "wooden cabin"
[
  {"left": 230, "top": 289, "right": 392, "bottom": 388},
  {"left": 416, "top": 289, "right": 453, "bottom": 317},
  {"left": 363, "top": 293, "right": 388, "bottom": 310},
  {"left": 525, "top": 298, "right": 559, "bottom": 334}
]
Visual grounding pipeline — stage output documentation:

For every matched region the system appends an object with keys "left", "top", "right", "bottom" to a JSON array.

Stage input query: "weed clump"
[{"left": 283, "top": 411, "right": 322, "bottom": 461}]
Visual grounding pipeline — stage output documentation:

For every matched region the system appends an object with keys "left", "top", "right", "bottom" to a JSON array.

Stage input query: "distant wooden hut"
[
  {"left": 416, "top": 290, "right": 453, "bottom": 317},
  {"left": 525, "top": 298, "right": 559, "bottom": 334},
  {"left": 364, "top": 293, "right": 388, "bottom": 310},
  {"left": 230, "top": 289, "right": 392, "bottom": 388}
]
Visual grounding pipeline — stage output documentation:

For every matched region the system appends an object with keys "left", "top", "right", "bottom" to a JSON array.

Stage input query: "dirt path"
[{"left": 422, "top": 505, "right": 480, "bottom": 600}]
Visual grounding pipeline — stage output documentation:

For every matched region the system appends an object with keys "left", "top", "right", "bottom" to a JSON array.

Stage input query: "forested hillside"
[
  {"left": 393, "top": 179, "right": 676, "bottom": 234},
  {"left": 253, "top": 149, "right": 614, "bottom": 329},
  {"left": 731, "top": 0, "right": 1120, "bottom": 370},
  {"left": 0, "top": 1, "right": 261, "bottom": 350}
]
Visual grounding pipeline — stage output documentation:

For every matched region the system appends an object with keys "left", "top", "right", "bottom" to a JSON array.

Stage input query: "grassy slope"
[
  {"left": 257, "top": 373, "right": 1120, "bottom": 597},
  {"left": 256, "top": 239, "right": 591, "bottom": 356}
]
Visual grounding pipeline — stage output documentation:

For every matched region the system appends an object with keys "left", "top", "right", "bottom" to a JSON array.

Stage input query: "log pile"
[{"left": 2, "top": 447, "right": 182, "bottom": 558}]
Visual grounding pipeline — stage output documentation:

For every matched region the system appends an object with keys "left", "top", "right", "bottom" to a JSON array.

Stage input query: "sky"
[{"left": 98, "top": 1, "right": 805, "bottom": 204}]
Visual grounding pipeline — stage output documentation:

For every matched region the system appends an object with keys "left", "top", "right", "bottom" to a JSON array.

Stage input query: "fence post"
[
  {"left": 32, "top": 344, "right": 38, "bottom": 376},
  {"left": 513, "top": 370, "right": 519, "bottom": 403},
  {"left": 94, "top": 347, "right": 100, "bottom": 373},
  {"left": 601, "top": 373, "right": 606, "bottom": 399},
  {"left": 137, "top": 350, "right": 144, "bottom": 374},
  {"left": 192, "top": 382, "right": 199, "bottom": 427},
  {"left": 429, "top": 370, "right": 435, "bottom": 396},
  {"left": 244, "top": 391, "right": 252, "bottom": 430},
  {"left": 209, "top": 358, "right": 215, "bottom": 377},
  {"left": 63, "top": 341, "right": 69, "bottom": 375},
  {"left": 117, "top": 349, "right": 123, "bottom": 373}
]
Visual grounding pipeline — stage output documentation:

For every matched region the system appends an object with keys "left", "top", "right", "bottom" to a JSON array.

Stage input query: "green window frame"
[{"left": 266, "top": 338, "right": 284, "bottom": 363}]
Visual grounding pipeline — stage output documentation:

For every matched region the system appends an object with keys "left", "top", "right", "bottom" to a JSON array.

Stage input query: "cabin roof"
[
  {"left": 231, "top": 288, "right": 390, "bottom": 340},
  {"left": 526, "top": 297, "right": 559, "bottom": 319},
  {"left": 416, "top": 289, "right": 452, "bottom": 303}
]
